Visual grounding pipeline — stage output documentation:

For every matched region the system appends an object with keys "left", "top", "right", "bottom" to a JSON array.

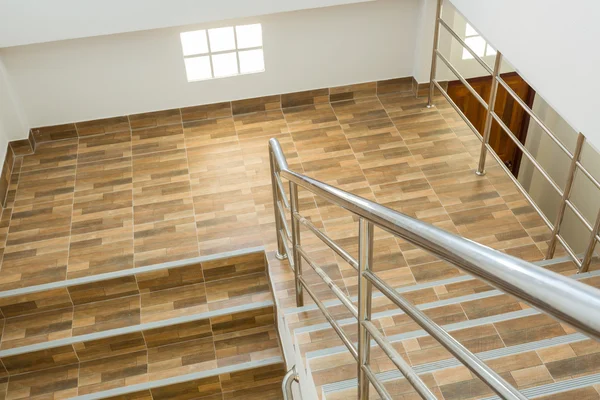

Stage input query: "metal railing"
[
  {"left": 269, "top": 137, "right": 600, "bottom": 400},
  {"left": 427, "top": 0, "right": 600, "bottom": 272},
  {"left": 282, "top": 367, "right": 299, "bottom": 400}
]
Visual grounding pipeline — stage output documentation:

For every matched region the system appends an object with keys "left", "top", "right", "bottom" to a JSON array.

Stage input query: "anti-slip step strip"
[
  {"left": 294, "top": 268, "right": 600, "bottom": 336},
  {"left": 0, "top": 246, "right": 265, "bottom": 298},
  {"left": 482, "top": 372, "right": 600, "bottom": 399},
  {"left": 71, "top": 355, "right": 285, "bottom": 400},
  {"left": 283, "top": 254, "right": 580, "bottom": 317},
  {"left": 322, "top": 332, "right": 588, "bottom": 394},
  {"left": 0, "top": 300, "right": 274, "bottom": 358}
]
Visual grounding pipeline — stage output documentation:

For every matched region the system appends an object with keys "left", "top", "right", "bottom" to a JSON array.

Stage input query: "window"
[
  {"left": 462, "top": 23, "right": 496, "bottom": 60},
  {"left": 180, "top": 23, "right": 265, "bottom": 82}
]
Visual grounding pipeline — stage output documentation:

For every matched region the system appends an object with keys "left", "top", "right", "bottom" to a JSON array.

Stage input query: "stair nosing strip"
[
  {"left": 293, "top": 269, "right": 600, "bottom": 335},
  {"left": 69, "top": 355, "right": 285, "bottom": 400},
  {"left": 0, "top": 299, "right": 274, "bottom": 358},
  {"left": 480, "top": 372, "right": 600, "bottom": 400},
  {"left": 321, "top": 332, "right": 588, "bottom": 394},
  {"left": 0, "top": 246, "right": 265, "bottom": 298}
]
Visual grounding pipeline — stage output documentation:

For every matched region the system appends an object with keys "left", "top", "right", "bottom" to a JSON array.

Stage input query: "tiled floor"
[{"left": 0, "top": 83, "right": 555, "bottom": 299}]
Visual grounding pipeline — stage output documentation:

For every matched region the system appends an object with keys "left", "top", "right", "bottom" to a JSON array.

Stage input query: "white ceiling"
[{"left": 0, "top": 0, "right": 373, "bottom": 48}]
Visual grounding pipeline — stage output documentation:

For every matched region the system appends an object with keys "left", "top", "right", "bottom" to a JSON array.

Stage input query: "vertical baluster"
[
  {"left": 290, "top": 182, "right": 303, "bottom": 306},
  {"left": 358, "top": 219, "right": 374, "bottom": 400},
  {"left": 581, "top": 207, "right": 600, "bottom": 273},
  {"left": 546, "top": 133, "right": 586, "bottom": 259},
  {"left": 270, "top": 150, "right": 287, "bottom": 260},
  {"left": 476, "top": 52, "right": 503, "bottom": 176},
  {"left": 426, "top": 0, "right": 443, "bottom": 107}
]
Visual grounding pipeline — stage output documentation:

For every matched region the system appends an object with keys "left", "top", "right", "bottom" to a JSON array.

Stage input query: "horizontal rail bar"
[
  {"left": 362, "top": 320, "right": 437, "bottom": 399},
  {"left": 297, "top": 245, "right": 358, "bottom": 318},
  {"left": 282, "top": 367, "right": 298, "bottom": 400},
  {"left": 438, "top": 18, "right": 494, "bottom": 75},
  {"left": 361, "top": 364, "right": 392, "bottom": 400},
  {"left": 277, "top": 200, "right": 292, "bottom": 240},
  {"left": 491, "top": 111, "right": 563, "bottom": 196},
  {"left": 556, "top": 235, "right": 582, "bottom": 268},
  {"left": 271, "top": 137, "right": 600, "bottom": 342},
  {"left": 565, "top": 200, "right": 594, "bottom": 232},
  {"left": 294, "top": 213, "right": 359, "bottom": 270},
  {"left": 298, "top": 275, "right": 358, "bottom": 360},
  {"left": 495, "top": 76, "right": 573, "bottom": 159},
  {"left": 576, "top": 161, "right": 600, "bottom": 190},
  {"left": 433, "top": 80, "right": 482, "bottom": 139},
  {"left": 275, "top": 173, "right": 290, "bottom": 210},
  {"left": 436, "top": 50, "right": 488, "bottom": 110},
  {"left": 365, "top": 270, "right": 526, "bottom": 400}
]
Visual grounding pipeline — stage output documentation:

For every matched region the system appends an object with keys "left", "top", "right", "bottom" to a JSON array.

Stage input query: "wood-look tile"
[
  {"left": 147, "top": 336, "right": 216, "bottom": 380},
  {"left": 133, "top": 181, "right": 194, "bottom": 225},
  {"left": 67, "top": 227, "right": 134, "bottom": 278},
  {"left": 1, "top": 308, "right": 72, "bottom": 349},
  {"left": 330, "top": 82, "right": 377, "bottom": 102},
  {"left": 140, "top": 282, "right": 207, "bottom": 323},
  {"left": 9, "top": 139, "right": 34, "bottom": 156},
  {"left": 376, "top": 77, "right": 413, "bottom": 95},
  {"left": 31, "top": 124, "right": 78, "bottom": 143},
  {"left": 494, "top": 314, "right": 567, "bottom": 347},
  {"left": 74, "top": 332, "right": 146, "bottom": 362},
  {"left": 76, "top": 116, "right": 130, "bottom": 137},
  {"left": 234, "top": 110, "right": 288, "bottom": 140},
  {"left": 5, "top": 364, "right": 78, "bottom": 399},
  {"left": 6, "top": 200, "right": 72, "bottom": 246},
  {"left": 78, "top": 131, "right": 132, "bottom": 164},
  {"left": 131, "top": 124, "right": 185, "bottom": 156},
  {"left": 214, "top": 325, "right": 279, "bottom": 367},
  {"left": 71, "top": 189, "right": 132, "bottom": 235},
  {"left": 290, "top": 125, "right": 352, "bottom": 162},
  {"left": 331, "top": 97, "right": 387, "bottom": 125},
  {"left": 183, "top": 117, "right": 237, "bottom": 149},
  {"left": 13, "top": 165, "right": 76, "bottom": 206},
  {"left": 219, "top": 362, "right": 285, "bottom": 399},
  {"left": 129, "top": 109, "right": 181, "bottom": 130},
  {"left": 143, "top": 319, "right": 212, "bottom": 348},
  {"left": 78, "top": 351, "right": 148, "bottom": 395},
  {"left": 232, "top": 95, "right": 281, "bottom": 115},
  {"left": 105, "top": 390, "right": 154, "bottom": 400},
  {"left": 281, "top": 89, "right": 329, "bottom": 108},
  {"left": 2, "top": 345, "right": 78, "bottom": 375},
  {"left": 282, "top": 104, "right": 338, "bottom": 133},
  {"left": 19, "top": 139, "right": 78, "bottom": 172},
  {"left": 181, "top": 102, "right": 232, "bottom": 123},
  {"left": 132, "top": 148, "right": 190, "bottom": 188},
  {"left": 204, "top": 273, "right": 270, "bottom": 310},
  {"left": 344, "top": 117, "right": 405, "bottom": 154},
  {"left": 133, "top": 216, "right": 199, "bottom": 268},
  {"left": 136, "top": 263, "right": 204, "bottom": 293},
  {"left": 74, "top": 156, "right": 133, "bottom": 197},
  {"left": 201, "top": 252, "right": 265, "bottom": 282},
  {"left": 72, "top": 295, "right": 140, "bottom": 336},
  {"left": 0, "top": 288, "right": 72, "bottom": 318},
  {"left": 150, "top": 375, "right": 221, "bottom": 400},
  {"left": 68, "top": 276, "right": 139, "bottom": 305}
]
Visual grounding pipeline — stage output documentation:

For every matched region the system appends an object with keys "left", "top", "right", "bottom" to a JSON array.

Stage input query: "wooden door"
[{"left": 447, "top": 72, "right": 535, "bottom": 175}]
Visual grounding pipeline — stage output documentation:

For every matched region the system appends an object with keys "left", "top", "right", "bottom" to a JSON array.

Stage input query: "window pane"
[
  {"left": 239, "top": 49, "right": 265, "bottom": 74},
  {"left": 236, "top": 24, "right": 263, "bottom": 49},
  {"left": 465, "top": 23, "right": 478, "bottom": 37},
  {"left": 212, "top": 52, "right": 238, "bottom": 77},
  {"left": 463, "top": 36, "right": 486, "bottom": 59},
  {"left": 184, "top": 56, "right": 212, "bottom": 81},
  {"left": 208, "top": 27, "right": 236, "bottom": 52},
  {"left": 180, "top": 30, "right": 208, "bottom": 56},
  {"left": 486, "top": 44, "right": 497, "bottom": 57}
]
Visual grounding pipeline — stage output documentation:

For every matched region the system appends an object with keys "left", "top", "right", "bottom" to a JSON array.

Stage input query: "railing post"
[
  {"left": 357, "top": 218, "right": 374, "bottom": 400},
  {"left": 546, "top": 133, "right": 586, "bottom": 259},
  {"left": 581, "top": 207, "right": 600, "bottom": 273},
  {"left": 290, "top": 182, "right": 304, "bottom": 306},
  {"left": 270, "top": 149, "right": 287, "bottom": 260},
  {"left": 476, "top": 51, "right": 503, "bottom": 176},
  {"left": 426, "top": 0, "right": 443, "bottom": 107}
]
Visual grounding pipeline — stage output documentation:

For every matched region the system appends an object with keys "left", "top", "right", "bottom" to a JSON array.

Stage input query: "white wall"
[
  {"left": 0, "top": 55, "right": 28, "bottom": 162},
  {"left": 0, "top": 0, "right": 373, "bottom": 48},
  {"left": 448, "top": 0, "right": 600, "bottom": 154},
  {"left": 0, "top": 0, "right": 418, "bottom": 128}
]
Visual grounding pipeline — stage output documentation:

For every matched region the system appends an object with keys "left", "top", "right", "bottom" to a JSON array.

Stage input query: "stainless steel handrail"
[
  {"left": 428, "top": 0, "right": 600, "bottom": 272},
  {"left": 269, "top": 137, "right": 600, "bottom": 400},
  {"left": 282, "top": 366, "right": 299, "bottom": 400}
]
